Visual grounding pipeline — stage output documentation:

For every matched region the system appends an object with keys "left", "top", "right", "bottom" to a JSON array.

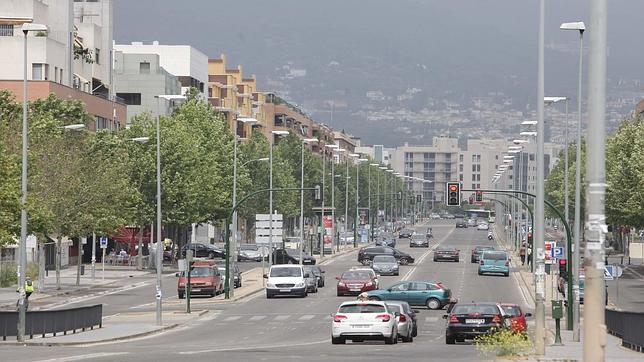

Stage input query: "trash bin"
[
  {"left": 80, "top": 264, "right": 85, "bottom": 275},
  {"left": 551, "top": 300, "right": 563, "bottom": 319}
]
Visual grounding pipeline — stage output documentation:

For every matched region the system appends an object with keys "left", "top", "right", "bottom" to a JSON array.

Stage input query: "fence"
[
  {"left": 0, "top": 304, "right": 102, "bottom": 341},
  {"left": 605, "top": 308, "right": 644, "bottom": 353}
]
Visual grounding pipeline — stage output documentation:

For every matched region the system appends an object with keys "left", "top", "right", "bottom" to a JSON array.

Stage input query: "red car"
[
  {"left": 500, "top": 303, "right": 531, "bottom": 333},
  {"left": 336, "top": 270, "right": 378, "bottom": 296}
]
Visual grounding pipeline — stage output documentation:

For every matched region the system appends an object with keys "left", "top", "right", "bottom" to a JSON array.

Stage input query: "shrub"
[
  {"left": 0, "top": 262, "right": 39, "bottom": 287},
  {"left": 475, "top": 328, "right": 533, "bottom": 358}
]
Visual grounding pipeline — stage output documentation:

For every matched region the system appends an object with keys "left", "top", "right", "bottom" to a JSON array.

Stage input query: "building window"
[
  {"left": 95, "top": 48, "right": 100, "bottom": 64},
  {"left": 476, "top": 174, "right": 481, "bottom": 181},
  {"left": 471, "top": 155, "right": 476, "bottom": 163},
  {"left": 96, "top": 116, "right": 108, "bottom": 130},
  {"left": 471, "top": 184, "right": 476, "bottom": 189},
  {"left": 116, "top": 93, "right": 142, "bottom": 105},
  {"left": 530, "top": 154, "right": 535, "bottom": 161},
  {"left": 139, "top": 62, "right": 150, "bottom": 74},
  {"left": 472, "top": 174, "right": 476, "bottom": 181},
  {"left": 459, "top": 174, "right": 463, "bottom": 181},
  {"left": 459, "top": 164, "right": 463, "bottom": 172},
  {"left": 32, "top": 63, "right": 48, "bottom": 80},
  {"left": 472, "top": 165, "right": 476, "bottom": 172},
  {"left": 476, "top": 164, "right": 481, "bottom": 172},
  {"left": 477, "top": 155, "right": 481, "bottom": 162},
  {"left": 0, "top": 24, "right": 13, "bottom": 36},
  {"left": 495, "top": 155, "right": 499, "bottom": 160},
  {"left": 459, "top": 154, "right": 463, "bottom": 162}
]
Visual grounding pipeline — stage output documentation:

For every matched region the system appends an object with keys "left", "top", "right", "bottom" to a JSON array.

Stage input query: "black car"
[
  {"left": 218, "top": 265, "right": 242, "bottom": 288},
  {"left": 434, "top": 247, "right": 460, "bottom": 262},
  {"left": 409, "top": 234, "right": 429, "bottom": 248},
  {"left": 444, "top": 302, "right": 507, "bottom": 344},
  {"left": 375, "top": 238, "right": 396, "bottom": 248},
  {"left": 358, "top": 246, "right": 414, "bottom": 265},
  {"left": 455, "top": 221, "right": 467, "bottom": 228},
  {"left": 272, "top": 248, "right": 316, "bottom": 265},
  {"left": 181, "top": 243, "right": 225, "bottom": 259},
  {"left": 399, "top": 229, "right": 414, "bottom": 238},
  {"left": 307, "top": 265, "right": 326, "bottom": 287}
]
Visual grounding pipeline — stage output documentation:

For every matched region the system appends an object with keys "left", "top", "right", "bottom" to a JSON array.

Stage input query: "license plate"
[
  {"left": 466, "top": 319, "right": 485, "bottom": 324},
  {"left": 279, "top": 289, "right": 291, "bottom": 293},
  {"left": 191, "top": 289, "right": 201, "bottom": 292},
  {"left": 349, "top": 288, "right": 361, "bottom": 292},
  {"left": 351, "top": 324, "right": 370, "bottom": 328}
]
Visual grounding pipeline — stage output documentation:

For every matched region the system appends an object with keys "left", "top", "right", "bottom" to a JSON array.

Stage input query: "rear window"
[
  {"left": 270, "top": 267, "right": 302, "bottom": 277},
  {"left": 483, "top": 252, "right": 508, "bottom": 260},
  {"left": 191, "top": 267, "right": 214, "bottom": 276},
  {"left": 373, "top": 256, "right": 396, "bottom": 263},
  {"left": 503, "top": 306, "right": 522, "bottom": 316},
  {"left": 339, "top": 303, "right": 386, "bottom": 314},
  {"left": 342, "top": 271, "right": 371, "bottom": 280},
  {"left": 451, "top": 304, "right": 500, "bottom": 315}
]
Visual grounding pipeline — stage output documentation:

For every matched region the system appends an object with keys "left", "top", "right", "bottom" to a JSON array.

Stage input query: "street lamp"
[
  {"left": 331, "top": 147, "right": 344, "bottom": 252},
  {"left": 369, "top": 163, "right": 379, "bottom": 241},
  {"left": 354, "top": 158, "right": 368, "bottom": 247},
  {"left": 299, "top": 138, "right": 318, "bottom": 264},
  {"left": 343, "top": 154, "right": 358, "bottom": 248},
  {"left": 153, "top": 94, "right": 185, "bottom": 323},
  {"left": 268, "top": 130, "right": 289, "bottom": 267},
  {"left": 561, "top": 20, "right": 585, "bottom": 341},
  {"left": 17, "top": 22, "right": 48, "bottom": 343}
]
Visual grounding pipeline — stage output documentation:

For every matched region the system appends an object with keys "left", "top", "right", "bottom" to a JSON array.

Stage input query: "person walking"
[
  {"left": 519, "top": 243, "right": 526, "bottom": 265},
  {"left": 17, "top": 277, "right": 35, "bottom": 310}
]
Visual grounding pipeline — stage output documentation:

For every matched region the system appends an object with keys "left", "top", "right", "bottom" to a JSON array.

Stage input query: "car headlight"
[
  {"left": 365, "top": 282, "right": 373, "bottom": 287},
  {"left": 295, "top": 282, "right": 305, "bottom": 288},
  {"left": 267, "top": 283, "right": 276, "bottom": 288},
  {"left": 338, "top": 282, "right": 346, "bottom": 287}
]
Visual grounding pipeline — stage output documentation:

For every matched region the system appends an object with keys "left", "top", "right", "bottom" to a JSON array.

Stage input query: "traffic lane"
[{"left": 607, "top": 277, "right": 644, "bottom": 312}]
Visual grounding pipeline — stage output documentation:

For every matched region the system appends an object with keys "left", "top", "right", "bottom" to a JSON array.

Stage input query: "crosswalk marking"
[
  {"left": 249, "top": 315, "right": 266, "bottom": 321},
  {"left": 298, "top": 314, "right": 315, "bottom": 321},
  {"left": 224, "top": 316, "right": 242, "bottom": 321},
  {"left": 274, "top": 315, "right": 289, "bottom": 321}
]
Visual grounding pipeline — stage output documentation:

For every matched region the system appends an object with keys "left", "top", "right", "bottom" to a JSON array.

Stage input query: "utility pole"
[
  {"left": 583, "top": 1, "right": 608, "bottom": 361},
  {"left": 534, "top": 0, "right": 546, "bottom": 355}
]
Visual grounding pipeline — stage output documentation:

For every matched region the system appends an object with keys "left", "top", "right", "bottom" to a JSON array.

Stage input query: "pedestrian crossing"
[{"left": 208, "top": 313, "right": 445, "bottom": 324}]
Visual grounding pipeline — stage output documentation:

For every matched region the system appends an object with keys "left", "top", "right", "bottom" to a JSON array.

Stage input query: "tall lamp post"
[
  {"left": 330, "top": 147, "right": 344, "bottom": 252},
  {"left": 354, "top": 157, "right": 368, "bottom": 247},
  {"left": 379, "top": 167, "right": 388, "bottom": 230},
  {"left": 560, "top": 20, "right": 585, "bottom": 342},
  {"left": 299, "top": 138, "right": 319, "bottom": 264},
  {"left": 17, "top": 22, "right": 48, "bottom": 343},
  {"left": 369, "top": 163, "right": 379, "bottom": 241},
  {"left": 268, "top": 130, "right": 289, "bottom": 267},
  {"left": 386, "top": 169, "right": 394, "bottom": 229}
]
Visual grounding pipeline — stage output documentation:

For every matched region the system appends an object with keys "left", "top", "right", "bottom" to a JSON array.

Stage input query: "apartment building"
[
  {"left": 390, "top": 137, "right": 460, "bottom": 203},
  {"left": 459, "top": 139, "right": 508, "bottom": 198}
]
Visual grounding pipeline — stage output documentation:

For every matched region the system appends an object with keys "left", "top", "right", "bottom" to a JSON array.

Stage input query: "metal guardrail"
[
  {"left": 605, "top": 308, "right": 644, "bottom": 353},
  {"left": 0, "top": 304, "right": 102, "bottom": 341}
]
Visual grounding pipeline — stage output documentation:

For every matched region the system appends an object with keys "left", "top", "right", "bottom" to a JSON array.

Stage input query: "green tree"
[{"left": 545, "top": 141, "right": 587, "bottom": 221}]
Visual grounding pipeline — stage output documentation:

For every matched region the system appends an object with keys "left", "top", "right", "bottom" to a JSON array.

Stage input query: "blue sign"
[
  {"left": 553, "top": 246, "right": 565, "bottom": 259},
  {"left": 99, "top": 236, "right": 108, "bottom": 249},
  {"left": 604, "top": 265, "right": 617, "bottom": 279}
]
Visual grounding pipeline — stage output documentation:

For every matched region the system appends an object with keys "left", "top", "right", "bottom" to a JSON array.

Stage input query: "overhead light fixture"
[
  {"left": 520, "top": 131, "right": 537, "bottom": 136},
  {"left": 521, "top": 120, "right": 538, "bottom": 126}
]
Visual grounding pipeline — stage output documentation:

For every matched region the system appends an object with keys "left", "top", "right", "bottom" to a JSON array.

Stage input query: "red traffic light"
[{"left": 449, "top": 185, "right": 457, "bottom": 192}]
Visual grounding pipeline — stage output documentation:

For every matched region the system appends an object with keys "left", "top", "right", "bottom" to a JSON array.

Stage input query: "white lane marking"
[
  {"left": 274, "top": 315, "right": 289, "bottom": 321},
  {"left": 320, "top": 259, "right": 336, "bottom": 265},
  {"left": 298, "top": 314, "right": 315, "bottom": 321},
  {"left": 224, "top": 315, "right": 242, "bottom": 321},
  {"left": 401, "top": 227, "right": 456, "bottom": 281},
  {"left": 249, "top": 315, "right": 266, "bottom": 321},
  {"left": 35, "top": 353, "right": 130, "bottom": 362},
  {"left": 425, "top": 316, "right": 439, "bottom": 323},
  {"left": 178, "top": 339, "right": 329, "bottom": 354}
]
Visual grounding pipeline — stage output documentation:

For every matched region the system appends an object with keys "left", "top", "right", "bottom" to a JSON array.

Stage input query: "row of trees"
[
  {"left": 0, "top": 90, "right": 411, "bottom": 286},
  {"left": 545, "top": 113, "right": 644, "bottom": 232}
]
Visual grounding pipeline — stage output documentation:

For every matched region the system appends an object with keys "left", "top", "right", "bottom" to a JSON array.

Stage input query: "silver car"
[
  {"left": 303, "top": 265, "right": 319, "bottom": 293},
  {"left": 371, "top": 255, "right": 399, "bottom": 276},
  {"left": 386, "top": 303, "right": 414, "bottom": 342}
]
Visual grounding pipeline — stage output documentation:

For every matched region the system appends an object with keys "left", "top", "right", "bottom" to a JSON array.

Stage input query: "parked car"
[
  {"left": 434, "top": 247, "right": 460, "bottom": 262},
  {"left": 500, "top": 303, "right": 531, "bottom": 333},
  {"left": 430, "top": 213, "right": 441, "bottom": 219},
  {"left": 358, "top": 246, "right": 414, "bottom": 265},
  {"left": 471, "top": 245, "right": 495, "bottom": 263},
  {"left": 399, "top": 229, "right": 414, "bottom": 238},
  {"left": 308, "top": 265, "right": 326, "bottom": 287},
  {"left": 336, "top": 270, "right": 378, "bottom": 296},
  {"left": 339, "top": 232, "right": 354, "bottom": 244},
  {"left": 264, "top": 264, "right": 308, "bottom": 298},
  {"left": 477, "top": 222, "right": 490, "bottom": 231},
  {"left": 303, "top": 265, "right": 319, "bottom": 293},
  {"left": 371, "top": 255, "right": 400, "bottom": 276},
  {"left": 467, "top": 218, "right": 478, "bottom": 227},
  {"left": 181, "top": 243, "right": 225, "bottom": 259},
  {"left": 331, "top": 300, "right": 399, "bottom": 344},
  {"left": 454, "top": 213, "right": 465, "bottom": 219},
  {"left": 386, "top": 301, "right": 419, "bottom": 338},
  {"left": 386, "top": 303, "right": 414, "bottom": 342},
  {"left": 364, "top": 280, "right": 451, "bottom": 310},
  {"left": 272, "top": 248, "right": 316, "bottom": 265},
  {"left": 238, "top": 244, "right": 263, "bottom": 262},
  {"left": 442, "top": 213, "right": 456, "bottom": 219},
  {"left": 177, "top": 261, "right": 222, "bottom": 298},
  {"left": 409, "top": 234, "right": 429, "bottom": 248},
  {"left": 455, "top": 220, "right": 467, "bottom": 228},
  {"left": 218, "top": 264, "right": 242, "bottom": 288},
  {"left": 478, "top": 250, "right": 510, "bottom": 277},
  {"left": 443, "top": 302, "right": 508, "bottom": 344}
]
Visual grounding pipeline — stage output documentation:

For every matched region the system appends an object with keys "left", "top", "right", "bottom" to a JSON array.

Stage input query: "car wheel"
[
  {"left": 208, "top": 252, "right": 215, "bottom": 259},
  {"left": 266, "top": 293, "right": 273, "bottom": 299},
  {"left": 446, "top": 335, "right": 456, "bottom": 344},
  {"left": 337, "top": 291, "right": 342, "bottom": 297},
  {"left": 455, "top": 258, "right": 459, "bottom": 263},
  {"left": 178, "top": 292, "right": 185, "bottom": 299},
  {"left": 399, "top": 258, "right": 409, "bottom": 265},
  {"left": 478, "top": 270, "right": 483, "bottom": 275},
  {"left": 412, "top": 325, "right": 418, "bottom": 337},
  {"left": 426, "top": 297, "right": 441, "bottom": 310},
  {"left": 385, "top": 331, "right": 397, "bottom": 344},
  {"left": 331, "top": 336, "right": 345, "bottom": 344},
  {"left": 433, "top": 257, "right": 437, "bottom": 262},
  {"left": 504, "top": 272, "right": 510, "bottom": 277},
  {"left": 456, "top": 336, "right": 465, "bottom": 343},
  {"left": 368, "top": 296, "right": 381, "bottom": 301},
  {"left": 471, "top": 258, "right": 476, "bottom": 263}
]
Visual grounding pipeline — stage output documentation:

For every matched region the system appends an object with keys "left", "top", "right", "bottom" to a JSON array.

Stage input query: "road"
[{"left": 5, "top": 220, "right": 530, "bottom": 362}]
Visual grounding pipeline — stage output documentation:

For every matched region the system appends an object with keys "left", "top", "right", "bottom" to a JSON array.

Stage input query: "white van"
[{"left": 264, "top": 264, "right": 308, "bottom": 298}]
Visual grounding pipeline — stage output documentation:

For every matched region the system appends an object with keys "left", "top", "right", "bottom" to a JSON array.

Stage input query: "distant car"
[
  {"left": 371, "top": 255, "right": 399, "bottom": 276},
  {"left": 455, "top": 221, "right": 467, "bottom": 228},
  {"left": 478, "top": 250, "right": 510, "bottom": 277},
  {"left": 386, "top": 300, "right": 419, "bottom": 338},
  {"left": 409, "top": 234, "right": 429, "bottom": 248},
  {"left": 264, "top": 264, "right": 308, "bottom": 298},
  {"left": 364, "top": 281, "right": 452, "bottom": 310},
  {"left": 272, "top": 248, "right": 316, "bottom": 265},
  {"left": 500, "top": 303, "right": 531, "bottom": 333},
  {"left": 477, "top": 222, "right": 489, "bottom": 230},
  {"left": 339, "top": 232, "right": 354, "bottom": 244},
  {"left": 238, "top": 244, "right": 263, "bottom": 262},
  {"left": 308, "top": 265, "right": 326, "bottom": 287},
  {"left": 331, "top": 300, "right": 399, "bottom": 344},
  {"left": 303, "top": 265, "right": 319, "bottom": 293},
  {"left": 444, "top": 302, "right": 508, "bottom": 344},
  {"left": 387, "top": 303, "right": 414, "bottom": 343},
  {"left": 336, "top": 270, "right": 378, "bottom": 296},
  {"left": 471, "top": 246, "right": 495, "bottom": 263},
  {"left": 181, "top": 243, "right": 225, "bottom": 259},
  {"left": 430, "top": 213, "right": 441, "bottom": 219},
  {"left": 434, "top": 247, "right": 460, "bottom": 262},
  {"left": 467, "top": 219, "right": 478, "bottom": 227},
  {"left": 399, "top": 229, "right": 414, "bottom": 238},
  {"left": 454, "top": 213, "right": 465, "bottom": 219},
  {"left": 178, "top": 261, "right": 222, "bottom": 298},
  {"left": 218, "top": 264, "right": 242, "bottom": 288},
  {"left": 375, "top": 238, "right": 396, "bottom": 248},
  {"left": 442, "top": 214, "right": 455, "bottom": 219},
  {"left": 357, "top": 246, "right": 414, "bottom": 265}
]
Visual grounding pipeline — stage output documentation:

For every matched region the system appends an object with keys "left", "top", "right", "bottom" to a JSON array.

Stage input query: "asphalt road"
[{"left": 5, "top": 220, "right": 530, "bottom": 362}]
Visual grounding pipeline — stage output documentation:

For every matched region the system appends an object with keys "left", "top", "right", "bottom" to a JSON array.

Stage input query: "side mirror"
[
  {"left": 263, "top": 274, "right": 268, "bottom": 279},
  {"left": 525, "top": 312, "right": 533, "bottom": 317},
  {"left": 442, "top": 314, "right": 449, "bottom": 319}
]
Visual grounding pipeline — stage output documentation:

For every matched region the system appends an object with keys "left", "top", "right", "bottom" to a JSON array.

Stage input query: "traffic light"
[
  {"left": 475, "top": 190, "right": 483, "bottom": 202},
  {"left": 558, "top": 258, "right": 567, "bottom": 275},
  {"left": 446, "top": 181, "right": 461, "bottom": 206}
]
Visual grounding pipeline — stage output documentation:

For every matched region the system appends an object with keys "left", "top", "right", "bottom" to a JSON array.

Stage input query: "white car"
[
  {"left": 477, "top": 222, "right": 490, "bottom": 230},
  {"left": 331, "top": 300, "right": 399, "bottom": 344},
  {"left": 430, "top": 213, "right": 441, "bottom": 219},
  {"left": 264, "top": 264, "right": 308, "bottom": 298}
]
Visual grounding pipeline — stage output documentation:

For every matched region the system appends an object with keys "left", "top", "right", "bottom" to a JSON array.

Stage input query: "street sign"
[
  {"left": 603, "top": 266, "right": 614, "bottom": 281},
  {"left": 605, "top": 265, "right": 623, "bottom": 279},
  {"left": 99, "top": 237, "right": 108, "bottom": 249},
  {"left": 544, "top": 241, "right": 556, "bottom": 264},
  {"left": 255, "top": 214, "right": 283, "bottom": 245},
  {"left": 553, "top": 246, "right": 565, "bottom": 259}
]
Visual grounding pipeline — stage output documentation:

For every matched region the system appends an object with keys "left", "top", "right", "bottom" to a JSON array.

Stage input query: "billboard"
[{"left": 358, "top": 208, "right": 370, "bottom": 226}]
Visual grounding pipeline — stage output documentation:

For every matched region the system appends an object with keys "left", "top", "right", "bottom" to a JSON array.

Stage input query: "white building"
[
  {"left": 114, "top": 42, "right": 208, "bottom": 98},
  {"left": 459, "top": 139, "right": 508, "bottom": 198}
]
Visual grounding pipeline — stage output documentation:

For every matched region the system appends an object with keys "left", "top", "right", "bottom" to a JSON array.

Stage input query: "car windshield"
[
  {"left": 191, "top": 267, "right": 213, "bottom": 277},
  {"left": 451, "top": 304, "right": 499, "bottom": 315},
  {"left": 483, "top": 252, "right": 507, "bottom": 260},
  {"left": 476, "top": 246, "right": 494, "bottom": 251},
  {"left": 270, "top": 267, "right": 302, "bottom": 277},
  {"left": 341, "top": 271, "right": 371, "bottom": 280},
  {"left": 412, "top": 235, "right": 425, "bottom": 240},
  {"left": 437, "top": 247, "right": 456, "bottom": 252},
  {"left": 338, "top": 303, "right": 386, "bottom": 314},
  {"left": 240, "top": 245, "right": 258, "bottom": 251},
  {"left": 373, "top": 256, "right": 396, "bottom": 263},
  {"left": 502, "top": 306, "right": 522, "bottom": 316}
]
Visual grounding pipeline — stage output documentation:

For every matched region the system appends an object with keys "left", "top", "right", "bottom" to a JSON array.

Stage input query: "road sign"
[
  {"left": 255, "top": 214, "right": 283, "bottom": 244},
  {"left": 99, "top": 237, "right": 108, "bottom": 249},
  {"left": 603, "top": 266, "right": 614, "bottom": 281},
  {"left": 553, "top": 246, "right": 565, "bottom": 259},
  {"left": 605, "top": 265, "right": 623, "bottom": 279}
]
